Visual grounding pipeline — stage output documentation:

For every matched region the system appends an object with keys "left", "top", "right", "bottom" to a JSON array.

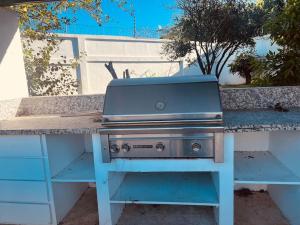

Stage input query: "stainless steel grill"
[{"left": 100, "top": 75, "right": 224, "bottom": 163}]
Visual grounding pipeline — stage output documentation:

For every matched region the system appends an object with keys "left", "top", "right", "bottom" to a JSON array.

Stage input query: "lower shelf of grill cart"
[
  {"left": 110, "top": 172, "right": 219, "bottom": 206},
  {"left": 52, "top": 153, "right": 95, "bottom": 183}
]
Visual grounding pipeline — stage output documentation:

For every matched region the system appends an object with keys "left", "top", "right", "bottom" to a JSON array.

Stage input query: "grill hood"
[{"left": 102, "top": 75, "right": 223, "bottom": 126}]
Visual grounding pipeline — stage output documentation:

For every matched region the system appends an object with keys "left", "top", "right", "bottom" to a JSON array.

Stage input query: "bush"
[
  {"left": 228, "top": 52, "right": 258, "bottom": 84},
  {"left": 257, "top": 0, "right": 300, "bottom": 86}
]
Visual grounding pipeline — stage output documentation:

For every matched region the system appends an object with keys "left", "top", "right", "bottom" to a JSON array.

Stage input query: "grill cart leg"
[
  {"left": 214, "top": 133, "right": 234, "bottom": 225},
  {"left": 93, "top": 134, "right": 124, "bottom": 225}
]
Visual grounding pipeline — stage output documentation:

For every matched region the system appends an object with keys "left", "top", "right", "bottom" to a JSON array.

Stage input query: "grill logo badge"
[{"left": 155, "top": 101, "right": 166, "bottom": 111}]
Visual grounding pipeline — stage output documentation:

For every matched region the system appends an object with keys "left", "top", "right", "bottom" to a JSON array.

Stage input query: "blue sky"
[{"left": 59, "top": 0, "right": 179, "bottom": 38}]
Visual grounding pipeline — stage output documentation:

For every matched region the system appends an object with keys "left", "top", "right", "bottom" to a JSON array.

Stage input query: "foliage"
[
  {"left": 163, "top": 0, "right": 265, "bottom": 79},
  {"left": 252, "top": 49, "right": 300, "bottom": 86},
  {"left": 266, "top": 0, "right": 300, "bottom": 49},
  {"left": 247, "top": 57, "right": 271, "bottom": 86},
  {"left": 228, "top": 52, "right": 258, "bottom": 84},
  {"left": 253, "top": 0, "right": 300, "bottom": 86},
  {"left": 257, "top": 0, "right": 285, "bottom": 22},
  {"left": 13, "top": 0, "right": 126, "bottom": 96},
  {"left": 23, "top": 37, "right": 80, "bottom": 95}
]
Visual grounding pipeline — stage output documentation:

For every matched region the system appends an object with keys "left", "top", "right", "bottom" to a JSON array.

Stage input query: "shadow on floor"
[{"left": 58, "top": 188, "right": 289, "bottom": 225}]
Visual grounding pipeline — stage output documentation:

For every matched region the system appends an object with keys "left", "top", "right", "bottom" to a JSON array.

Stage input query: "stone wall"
[
  {"left": 1, "top": 86, "right": 299, "bottom": 120},
  {"left": 221, "top": 86, "right": 300, "bottom": 110}
]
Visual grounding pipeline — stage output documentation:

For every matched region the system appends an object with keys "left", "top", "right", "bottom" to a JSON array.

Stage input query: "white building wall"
[
  {"left": 49, "top": 34, "right": 277, "bottom": 94},
  {"left": 180, "top": 36, "right": 279, "bottom": 85},
  {"left": 0, "top": 8, "right": 28, "bottom": 100}
]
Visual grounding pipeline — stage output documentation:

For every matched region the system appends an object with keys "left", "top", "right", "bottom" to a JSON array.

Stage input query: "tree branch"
[
  {"left": 217, "top": 44, "right": 240, "bottom": 78},
  {"left": 194, "top": 42, "right": 206, "bottom": 74},
  {"left": 104, "top": 61, "right": 118, "bottom": 79},
  {"left": 123, "top": 69, "right": 130, "bottom": 79},
  {"left": 200, "top": 42, "right": 212, "bottom": 73},
  {"left": 215, "top": 43, "right": 234, "bottom": 78}
]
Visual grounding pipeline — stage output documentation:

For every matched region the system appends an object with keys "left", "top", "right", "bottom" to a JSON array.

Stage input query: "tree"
[
  {"left": 266, "top": 0, "right": 300, "bottom": 50},
  {"left": 163, "top": 0, "right": 265, "bottom": 79},
  {"left": 257, "top": 0, "right": 285, "bottom": 21},
  {"left": 256, "top": 0, "right": 300, "bottom": 85},
  {"left": 228, "top": 52, "right": 258, "bottom": 84},
  {"left": 14, "top": 0, "right": 126, "bottom": 96},
  {"left": 22, "top": 38, "right": 80, "bottom": 96}
]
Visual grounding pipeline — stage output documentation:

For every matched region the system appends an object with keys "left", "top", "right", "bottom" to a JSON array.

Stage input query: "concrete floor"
[{"left": 58, "top": 188, "right": 290, "bottom": 225}]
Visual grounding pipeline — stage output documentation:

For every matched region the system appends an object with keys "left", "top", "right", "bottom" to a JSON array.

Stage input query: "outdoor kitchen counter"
[
  {"left": 224, "top": 108, "right": 300, "bottom": 132},
  {"left": 0, "top": 113, "right": 102, "bottom": 135},
  {"left": 0, "top": 108, "right": 300, "bottom": 135}
]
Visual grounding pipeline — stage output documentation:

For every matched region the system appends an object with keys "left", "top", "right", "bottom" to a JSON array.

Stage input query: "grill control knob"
[
  {"left": 121, "top": 143, "right": 131, "bottom": 152},
  {"left": 192, "top": 143, "right": 201, "bottom": 152},
  {"left": 110, "top": 144, "right": 120, "bottom": 153},
  {"left": 156, "top": 143, "right": 165, "bottom": 152}
]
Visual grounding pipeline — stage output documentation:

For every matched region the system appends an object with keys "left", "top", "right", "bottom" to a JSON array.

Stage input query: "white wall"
[
  {"left": 47, "top": 34, "right": 277, "bottom": 94},
  {"left": 0, "top": 8, "right": 28, "bottom": 100},
  {"left": 49, "top": 34, "right": 182, "bottom": 94}
]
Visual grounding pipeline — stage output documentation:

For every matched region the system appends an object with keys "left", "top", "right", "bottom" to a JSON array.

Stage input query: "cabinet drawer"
[
  {"left": 0, "top": 180, "right": 48, "bottom": 203},
  {"left": 0, "top": 202, "right": 52, "bottom": 225},
  {"left": 0, "top": 158, "right": 45, "bottom": 180},
  {"left": 0, "top": 135, "right": 43, "bottom": 157}
]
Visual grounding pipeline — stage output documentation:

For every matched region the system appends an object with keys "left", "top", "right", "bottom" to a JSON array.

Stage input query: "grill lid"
[{"left": 102, "top": 75, "right": 223, "bottom": 126}]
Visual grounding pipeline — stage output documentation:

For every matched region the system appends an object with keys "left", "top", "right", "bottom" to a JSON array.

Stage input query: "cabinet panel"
[
  {"left": 0, "top": 135, "right": 43, "bottom": 157},
  {"left": 0, "top": 180, "right": 48, "bottom": 203},
  {"left": 0, "top": 158, "right": 45, "bottom": 180},
  {"left": 0, "top": 202, "right": 52, "bottom": 225}
]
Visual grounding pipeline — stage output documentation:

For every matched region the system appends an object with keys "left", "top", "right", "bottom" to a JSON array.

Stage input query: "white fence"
[{"left": 49, "top": 34, "right": 277, "bottom": 94}]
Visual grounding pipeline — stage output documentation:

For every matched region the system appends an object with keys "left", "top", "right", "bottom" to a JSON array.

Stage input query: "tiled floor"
[{"left": 58, "top": 188, "right": 289, "bottom": 225}]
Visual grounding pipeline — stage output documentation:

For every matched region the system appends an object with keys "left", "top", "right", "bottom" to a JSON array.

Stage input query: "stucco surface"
[{"left": 0, "top": 8, "right": 28, "bottom": 100}]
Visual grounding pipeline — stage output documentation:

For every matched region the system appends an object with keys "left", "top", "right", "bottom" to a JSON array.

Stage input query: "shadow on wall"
[
  {"left": 0, "top": 8, "right": 19, "bottom": 64},
  {"left": 172, "top": 62, "right": 245, "bottom": 85}
]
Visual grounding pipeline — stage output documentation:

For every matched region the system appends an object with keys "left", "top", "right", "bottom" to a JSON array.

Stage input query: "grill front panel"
[{"left": 107, "top": 133, "right": 214, "bottom": 159}]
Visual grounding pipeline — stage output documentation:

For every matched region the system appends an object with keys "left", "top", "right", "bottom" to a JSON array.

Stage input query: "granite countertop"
[
  {"left": 224, "top": 108, "right": 300, "bottom": 132},
  {"left": 0, "top": 113, "right": 102, "bottom": 135},
  {"left": 0, "top": 109, "right": 300, "bottom": 135}
]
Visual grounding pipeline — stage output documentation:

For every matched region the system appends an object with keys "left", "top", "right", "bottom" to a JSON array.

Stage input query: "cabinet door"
[
  {"left": 0, "top": 202, "right": 52, "bottom": 225},
  {"left": 0, "top": 180, "right": 48, "bottom": 203},
  {"left": 0, "top": 135, "right": 43, "bottom": 157},
  {"left": 0, "top": 158, "right": 45, "bottom": 180}
]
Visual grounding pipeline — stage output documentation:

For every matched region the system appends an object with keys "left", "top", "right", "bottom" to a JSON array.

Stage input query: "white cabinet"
[
  {"left": 0, "top": 135, "right": 56, "bottom": 225},
  {"left": 0, "top": 202, "right": 52, "bottom": 225},
  {"left": 0, "top": 158, "right": 45, "bottom": 180},
  {"left": 0, "top": 180, "right": 49, "bottom": 203},
  {"left": 0, "top": 135, "right": 43, "bottom": 157}
]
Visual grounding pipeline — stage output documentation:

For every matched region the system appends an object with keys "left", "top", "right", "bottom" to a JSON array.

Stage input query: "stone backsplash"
[
  {"left": 0, "top": 95, "right": 104, "bottom": 120},
  {"left": 221, "top": 86, "right": 300, "bottom": 110},
  {"left": 1, "top": 86, "right": 299, "bottom": 120}
]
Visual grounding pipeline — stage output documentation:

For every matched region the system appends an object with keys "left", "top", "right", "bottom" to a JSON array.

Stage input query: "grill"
[{"left": 100, "top": 75, "right": 224, "bottom": 163}]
